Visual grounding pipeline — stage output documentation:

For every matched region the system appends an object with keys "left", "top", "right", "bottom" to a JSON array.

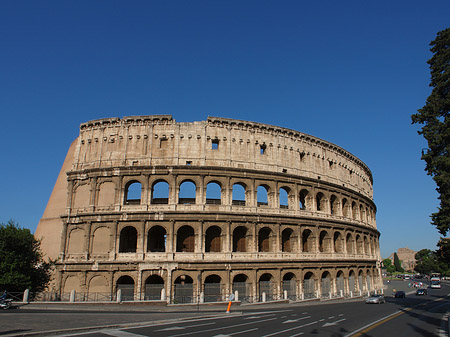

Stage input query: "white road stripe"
[
  {"left": 261, "top": 320, "right": 318, "bottom": 337},
  {"left": 156, "top": 322, "right": 215, "bottom": 331},
  {"left": 102, "top": 330, "right": 147, "bottom": 337}
]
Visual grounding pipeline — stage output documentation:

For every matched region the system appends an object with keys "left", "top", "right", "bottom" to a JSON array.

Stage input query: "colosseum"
[{"left": 35, "top": 115, "right": 382, "bottom": 303}]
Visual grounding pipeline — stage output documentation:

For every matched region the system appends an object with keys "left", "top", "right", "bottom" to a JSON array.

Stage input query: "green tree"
[
  {"left": 0, "top": 220, "right": 53, "bottom": 292},
  {"left": 382, "top": 258, "right": 396, "bottom": 273},
  {"left": 411, "top": 27, "right": 450, "bottom": 237},
  {"left": 393, "top": 253, "right": 404, "bottom": 273},
  {"left": 415, "top": 249, "right": 439, "bottom": 274}
]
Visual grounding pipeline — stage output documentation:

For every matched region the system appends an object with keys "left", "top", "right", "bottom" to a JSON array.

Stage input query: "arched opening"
[
  {"left": 358, "top": 271, "right": 365, "bottom": 292},
  {"left": 119, "top": 226, "right": 137, "bottom": 253},
  {"left": 336, "top": 271, "right": 345, "bottom": 296},
  {"left": 303, "top": 272, "right": 315, "bottom": 299},
  {"left": 204, "top": 274, "right": 222, "bottom": 302},
  {"left": 258, "top": 227, "right": 272, "bottom": 252},
  {"left": 360, "top": 205, "right": 365, "bottom": 221},
  {"left": 173, "top": 275, "right": 194, "bottom": 303},
  {"left": 364, "top": 236, "right": 370, "bottom": 255},
  {"left": 116, "top": 275, "right": 134, "bottom": 301},
  {"left": 257, "top": 185, "right": 269, "bottom": 207},
  {"left": 316, "top": 192, "right": 325, "bottom": 211},
  {"left": 342, "top": 198, "right": 349, "bottom": 217},
  {"left": 334, "top": 232, "right": 344, "bottom": 253},
  {"left": 205, "top": 226, "right": 221, "bottom": 252},
  {"left": 282, "top": 228, "right": 294, "bottom": 252},
  {"left": 366, "top": 270, "right": 372, "bottom": 291},
  {"left": 352, "top": 201, "right": 357, "bottom": 220},
  {"left": 151, "top": 180, "right": 169, "bottom": 204},
  {"left": 147, "top": 226, "right": 166, "bottom": 252},
  {"left": 259, "top": 273, "right": 274, "bottom": 301},
  {"left": 206, "top": 182, "right": 222, "bottom": 205},
  {"left": 279, "top": 187, "right": 289, "bottom": 209},
  {"left": 144, "top": 275, "right": 164, "bottom": 300},
  {"left": 321, "top": 271, "right": 331, "bottom": 297},
  {"left": 299, "top": 189, "right": 309, "bottom": 210},
  {"left": 346, "top": 233, "right": 354, "bottom": 254},
  {"left": 232, "top": 183, "right": 246, "bottom": 206},
  {"left": 282, "top": 273, "right": 296, "bottom": 300},
  {"left": 356, "top": 235, "right": 363, "bottom": 254},
  {"left": 176, "top": 226, "right": 195, "bottom": 252},
  {"left": 232, "top": 274, "right": 251, "bottom": 303},
  {"left": 178, "top": 180, "right": 196, "bottom": 204},
  {"left": 349, "top": 271, "right": 356, "bottom": 293},
  {"left": 302, "top": 229, "right": 313, "bottom": 252},
  {"left": 124, "top": 181, "right": 141, "bottom": 205},
  {"left": 233, "top": 226, "right": 247, "bottom": 252},
  {"left": 330, "top": 195, "right": 338, "bottom": 215},
  {"left": 319, "top": 230, "right": 331, "bottom": 253}
]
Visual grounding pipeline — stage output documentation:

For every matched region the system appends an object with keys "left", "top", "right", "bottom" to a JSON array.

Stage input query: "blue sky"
[{"left": 0, "top": 0, "right": 448, "bottom": 258}]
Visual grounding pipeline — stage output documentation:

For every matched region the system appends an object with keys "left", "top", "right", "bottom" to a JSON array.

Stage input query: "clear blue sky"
[{"left": 1, "top": 0, "right": 448, "bottom": 258}]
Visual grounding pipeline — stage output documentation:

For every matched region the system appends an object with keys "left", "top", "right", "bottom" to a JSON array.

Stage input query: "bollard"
[
  {"left": 70, "top": 290, "right": 76, "bottom": 302},
  {"left": 262, "top": 292, "right": 266, "bottom": 302},
  {"left": 329, "top": 292, "right": 332, "bottom": 299},
  {"left": 161, "top": 288, "right": 166, "bottom": 301},
  {"left": 350, "top": 291, "right": 353, "bottom": 298},
  {"left": 116, "top": 289, "right": 122, "bottom": 303},
  {"left": 234, "top": 290, "right": 238, "bottom": 302},
  {"left": 340, "top": 290, "right": 343, "bottom": 297},
  {"left": 226, "top": 293, "right": 235, "bottom": 313},
  {"left": 200, "top": 292, "right": 204, "bottom": 303},
  {"left": 23, "top": 289, "right": 30, "bottom": 303},
  {"left": 301, "top": 293, "right": 304, "bottom": 301},
  {"left": 284, "top": 290, "right": 287, "bottom": 300}
]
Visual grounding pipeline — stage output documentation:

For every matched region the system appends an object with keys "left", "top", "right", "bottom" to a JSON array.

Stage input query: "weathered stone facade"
[{"left": 36, "top": 115, "right": 382, "bottom": 303}]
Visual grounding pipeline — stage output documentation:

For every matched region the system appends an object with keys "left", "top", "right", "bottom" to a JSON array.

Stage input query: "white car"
[{"left": 365, "top": 294, "right": 385, "bottom": 304}]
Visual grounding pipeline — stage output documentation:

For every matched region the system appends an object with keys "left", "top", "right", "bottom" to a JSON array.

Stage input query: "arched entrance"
[
  {"left": 232, "top": 274, "right": 252, "bottom": 303},
  {"left": 204, "top": 275, "right": 223, "bottom": 302},
  {"left": 116, "top": 276, "right": 134, "bottom": 301},
  {"left": 173, "top": 275, "right": 194, "bottom": 303},
  {"left": 144, "top": 275, "right": 164, "bottom": 300},
  {"left": 259, "top": 273, "right": 274, "bottom": 301},
  {"left": 282, "top": 273, "right": 296, "bottom": 300},
  {"left": 303, "top": 272, "right": 315, "bottom": 299}
]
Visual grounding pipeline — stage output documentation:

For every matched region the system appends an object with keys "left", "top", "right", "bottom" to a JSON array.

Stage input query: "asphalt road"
[{"left": 0, "top": 280, "right": 448, "bottom": 337}]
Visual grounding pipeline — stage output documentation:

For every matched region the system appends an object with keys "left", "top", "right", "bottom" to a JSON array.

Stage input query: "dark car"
[
  {"left": 395, "top": 291, "right": 406, "bottom": 298},
  {"left": 416, "top": 288, "right": 427, "bottom": 295}
]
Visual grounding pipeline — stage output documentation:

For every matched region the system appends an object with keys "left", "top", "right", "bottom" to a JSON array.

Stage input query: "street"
[{"left": 0, "top": 281, "right": 448, "bottom": 337}]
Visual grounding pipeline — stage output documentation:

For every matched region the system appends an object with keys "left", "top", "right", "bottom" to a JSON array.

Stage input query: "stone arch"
[
  {"left": 302, "top": 228, "right": 314, "bottom": 252},
  {"left": 73, "top": 183, "right": 90, "bottom": 209},
  {"left": 151, "top": 180, "right": 169, "bottom": 204},
  {"left": 204, "top": 274, "right": 223, "bottom": 302},
  {"left": 67, "top": 228, "right": 85, "bottom": 254},
  {"left": 178, "top": 180, "right": 196, "bottom": 204},
  {"left": 356, "top": 234, "right": 363, "bottom": 254},
  {"left": 117, "top": 275, "right": 135, "bottom": 301},
  {"left": 303, "top": 271, "right": 316, "bottom": 299},
  {"left": 346, "top": 233, "right": 355, "bottom": 254},
  {"left": 336, "top": 270, "right": 345, "bottom": 295},
  {"left": 205, "top": 226, "right": 221, "bottom": 252},
  {"left": 233, "top": 226, "right": 248, "bottom": 252},
  {"left": 88, "top": 275, "right": 109, "bottom": 294},
  {"left": 174, "top": 275, "right": 194, "bottom": 303},
  {"left": 232, "top": 273, "right": 251, "bottom": 302},
  {"left": 282, "top": 272, "right": 296, "bottom": 299},
  {"left": 348, "top": 270, "right": 357, "bottom": 293},
  {"left": 257, "top": 184, "right": 269, "bottom": 207},
  {"left": 279, "top": 186, "right": 289, "bottom": 209},
  {"left": 91, "top": 226, "right": 111, "bottom": 254},
  {"left": 176, "top": 225, "right": 195, "bottom": 252},
  {"left": 144, "top": 275, "right": 164, "bottom": 300},
  {"left": 63, "top": 275, "right": 81, "bottom": 294},
  {"left": 364, "top": 236, "right": 370, "bottom": 255},
  {"left": 259, "top": 273, "right": 274, "bottom": 300},
  {"left": 232, "top": 183, "right": 246, "bottom": 206},
  {"left": 206, "top": 181, "right": 222, "bottom": 205},
  {"left": 97, "top": 181, "right": 115, "bottom": 207},
  {"left": 258, "top": 227, "right": 273, "bottom": 252},
  {"left": 282, "top": 228, "right": 294, "bottom": 252},
  {"left": 351, "top": 201, "right": 357, "bottom": 219},
  {"left": 119, "top": 226, "right": 137, "bottom": 253},
  {"left": 330, "top": 195, "right": 338, "bottom": 215},
  {"left": 316, "top": 192, "right": 325, "bottom": 212},
  {"left": 321, "top": 271, "right": 332, "bottom": 296},
  {"left": 358, "top": 270, "right": 365, "bottom": 292},
  {"left": 319, "top": 230, "right": 331, "bottom": 253},
  {"left": 124, "top": 180, "right": 142, "bottom": 205},
  {"left": 333, "top": 231, "right": 344, "bottom": 253},
  {"left": 299, "top": 189, "right": 309, "bottom": 210},
  {"left": 342, "top": 198, "right": 349, "bottom": 217},
  {"left": 147, "top": 225, "right": 166, "bottom": 252}
]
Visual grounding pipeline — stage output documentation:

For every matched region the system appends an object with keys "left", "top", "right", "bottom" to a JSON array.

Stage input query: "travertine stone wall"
[{"left": 36, "top": 115, "right": 382, "bottom": 303}]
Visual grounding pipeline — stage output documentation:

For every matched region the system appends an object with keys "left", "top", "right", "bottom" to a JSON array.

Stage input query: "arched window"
[
  {"left": 356, "top": 235, "right": 363, "bottom": 254},
  {"left": 330, "top": 195, "right": 338, "bottom": 215},
  {"left": 233, "top": 226, "right": 247, "bottom": 252},
  {"left": 206, "top": 182, "right": 222, "bottom": 205},
  {"left": 346, "top": 233, "right": 354, "bottom": 254},
  {"left": 303, "top": 272, "right": 315, "bottom": 299},
  {"left": 364, "top": 236, "right": 370, "bottom": 255},
  {"left": 342, "top": 198, "right": 349, "bottom": 217},
  {"left": 259, "top": 273, "right": 274, "bottom": 300},
  {"left": 174, "top": 275, "right": 194, "bottom": 303},
  {"left": 349, "top": 271, "right": 356, "bottom": 293},
  {"left": 299, "top": 189, "right": 309, "bottom": 210},
  {"left": 119, "top": 226, "right": 137, "bottom": 253},
  {"left": 316, "top": 192, "right": 325, "bottom": 212},
  {"left": 176, "top": 225, "right": 195, "bottom": 252},
  {"left": 334, "top": 232, "right": 343, "bottom": 253},
  {"left": 205, "top": 226, "right": 221, "bottom": 252},
  {"left": 147, "top": 226, "right": 166, "bottom": 252},
  {"left": 302, "top": 229, "right": 313, "bottom": 252},
  {"left": 204, "top": 274, "right": 222, "bottom": 302},
  {"left": 151, "top": 180, "right": 169, "bottom": 204},
  {"left": 232, "top": 183, "right": 246, "bottom": 206},
  {"left": 360, "top": 205, "right": 365, "bottom": 221},
  {"left": 178, "top": 180, "right": 196, "bottom": 204},
  {"left": 282, "top": 228, "right": 294, "bottom": 252},
  {"left": 124, "top": 181, "right": 141, "bottom": 205},
  {"left": 257, "top": 185, "right": 269, "bottom": 207},
  {"left": 336, "top": 271, "right": 345, "bottom": 295},
  {"left": 352, "top": 201, "right": 357, "bottom": 220},
  {"left": 279, "top": 187, "right": 289, "bottom": 209},
  {"left": 258, "top": 227, "right": 272, "bottom": 252},
  {"left": 319, "top": 230, "right": 331, "bottom": 253},
  {"left": 321, "top": 271, "right": 331, "bottom": 297},
  {"left": 282, "top": 273, "right": 296, "bottom": 299},
  {"left": 232, "top": 274, "right": 250, "bottom": 301}
]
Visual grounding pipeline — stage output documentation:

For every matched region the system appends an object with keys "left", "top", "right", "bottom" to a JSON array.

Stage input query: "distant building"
[{"left": 389, "top": 247, "right": 417, "bottom": 272}]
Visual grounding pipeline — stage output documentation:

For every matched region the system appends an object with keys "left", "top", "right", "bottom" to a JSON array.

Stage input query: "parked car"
[
  {"left": 365, "top": 294, "right": 385, "bottom": 304},
  {"left": 395, "top": 291, "right": 406, "bottom": 298},
  {"left": 416, "top": 288, "right": 427, "bottom": 295}
]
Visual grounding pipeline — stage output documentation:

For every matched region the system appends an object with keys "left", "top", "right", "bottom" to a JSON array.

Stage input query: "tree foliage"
[
  {"left": 411, "top": 27, "right": 450, "bottom": 236},
  {"left": 382, "top": 258, "right": 396, "bottom": 273},
  {"left": 393, "top": 253, "right": 404, "bottom": 273},
  {"left": 0, "top": 220, "right": 53, "bottom": 292}
]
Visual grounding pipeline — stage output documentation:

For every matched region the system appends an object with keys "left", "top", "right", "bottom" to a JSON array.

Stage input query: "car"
[
  {"left": 395, "top": 291, "right": 406, "bottom": 298},
  {"left": 416, "top": 288, "right": 427, "bottom": 295},
  {"left": 366, "top": 294, "right": 385, "bottom": 304}
]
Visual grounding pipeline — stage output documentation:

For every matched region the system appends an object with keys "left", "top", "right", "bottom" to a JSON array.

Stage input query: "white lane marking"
[
  {"left": 156, "top": 322, "right": 215, "bottom": 331},
  {"left": 102, "top": 331, "right": 147, "bottom": 337},
  {"left": 244, "top": 314, "right": 276, "bottom": 320},
  {"left": 261, "top": 320, "right": 318, "bottom": 337},
  {"left": 283, "top": 316, "right": 311, "bottom": 324},
  {"left": 343, "top": 310, "right": 403, "bottom": 337},
  {"left": 230, "top": 328, "right": 259, "bottom": 335},
  {"left": 322, "top": 318, "right": 346, "bottom": 327},
  {"left": 328, "top": 316, "right": 335, "bottom": 319},
  {"left": 290, "top": 333, "right": 304, "bottom": 337},
  {"left": 319, "top": 319, "right": 325, "bottom": 322},
  {"left": 168, "top": 317, "right": 278, "bottom": 337},
  {"left": 338, "top": 313, "right": 344, "bottom": 317}
]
